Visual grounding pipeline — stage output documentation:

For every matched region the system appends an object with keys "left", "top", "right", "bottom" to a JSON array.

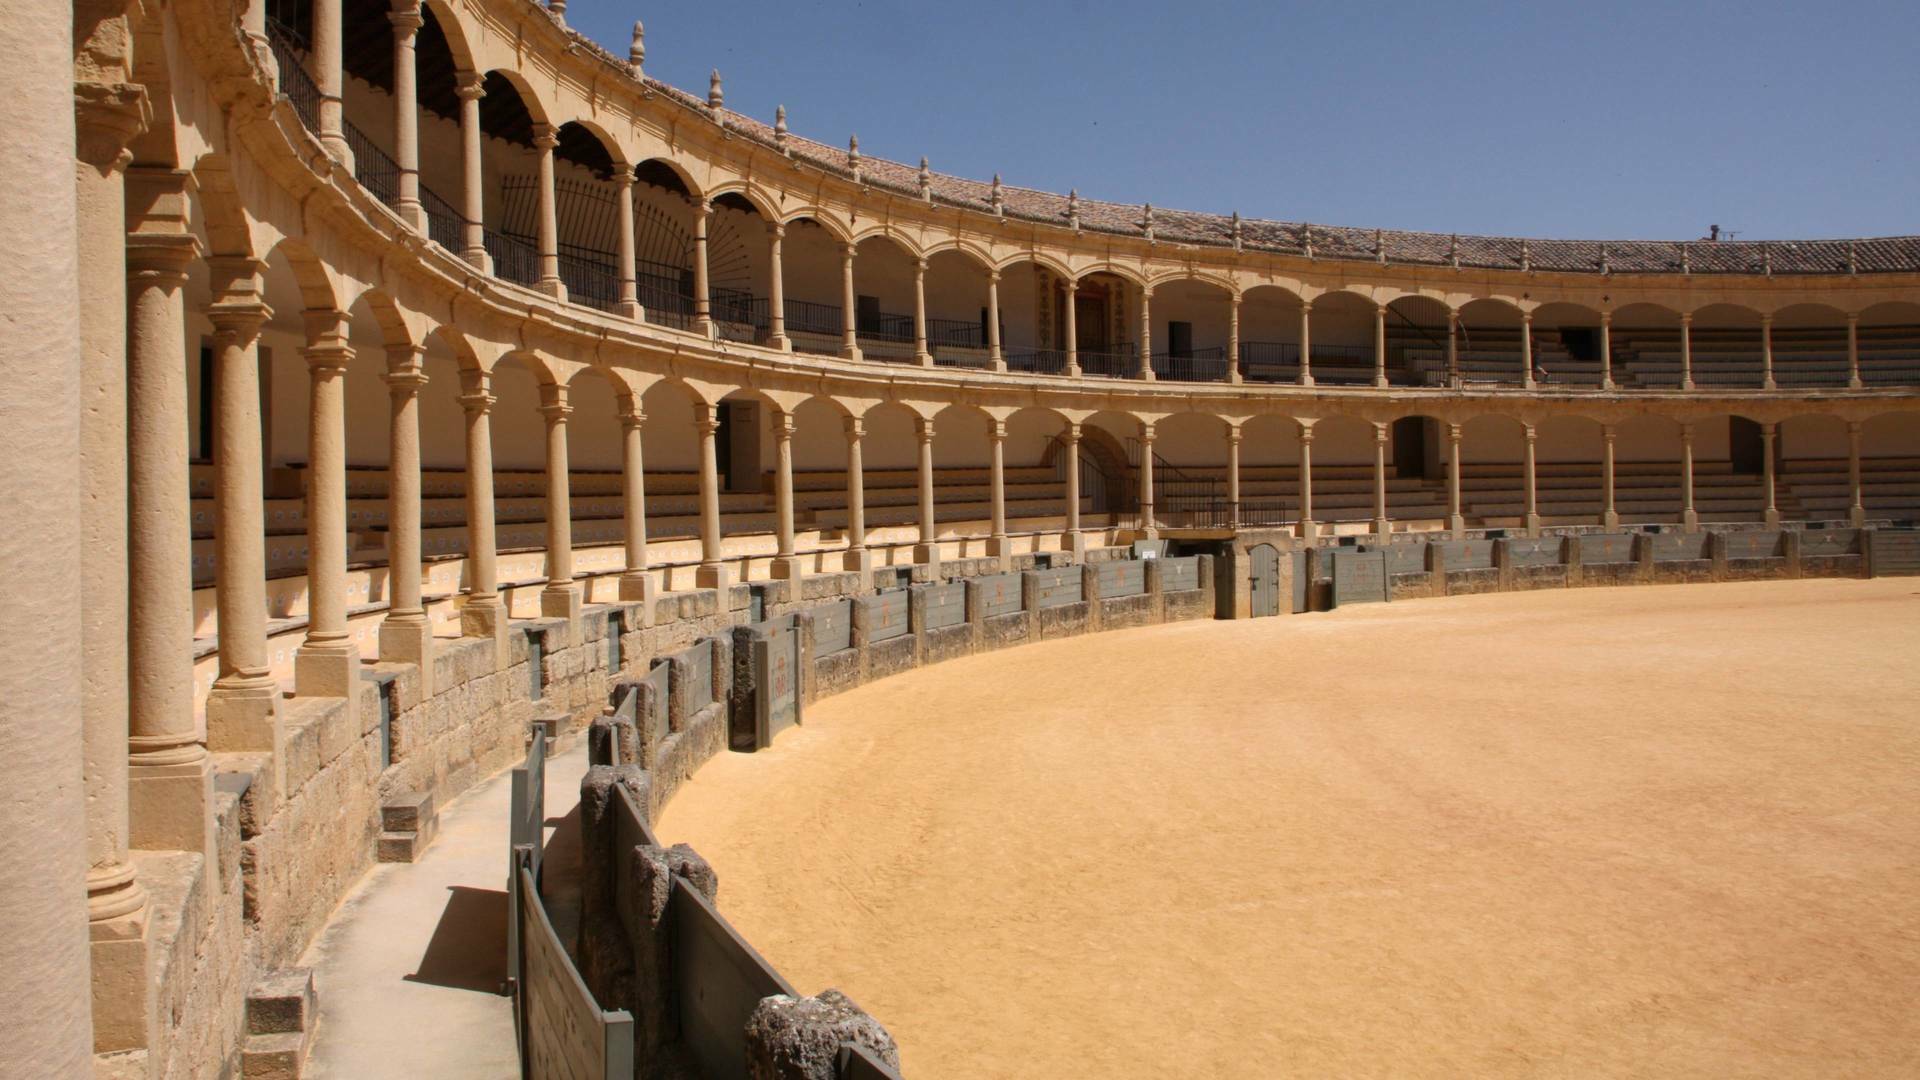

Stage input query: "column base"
[
  {"left": 1298, "top": 375, "right": 1315, "bottom": 388},
  {"left": 615, "top": 300, "right": 642, "bottom": 320},
  {"left": 535, "top": 278, "right": 568, "bottom": 302},
  {"left": 1373, "top": 376, "right": 1388, "bottom": 388},
  {"left": 1682, "top": 510, "right": 1700, "bottom": 533},
  {"left": 985, "top": 535, "right": 1011, "bottom": 558},
  {"left": 1373, "top": 518, "right": 1391, "bottom": 539},
  {"left": 768, "top": 334, "right": 791, "bottom": 352},
  {"left": 461, "top": 248, "right": 494, "bottom": 275},
  {"left": 460, "top": 597, "right": 511, "bottom": 670},
  {"left": 842, "top": 547, "right": 873, "bottom": 575},
  {"left": 695, "top": 562, "right": 732, "bottom": 591},
  {"left": 1065, "top": 365, "right": 1082, "bottom": 378},
  {"left": 89, "top": 903, "right": 154, "bottom": 1055},
  {"left": 1524, "top": 513, "right": 1542, "bottom": 538},
  {"left": 1764, "top": 509, "right": 1782, "bottom": 528},
  {"left": 320, "top": 132, "right": 354, "bottom": 170},
  {"left": 1602, "top": 510, "right": 1620, "bottom": 530},
  {"left": 1848, "top": 378, "right": 1864, "bottom": 390},
  {"left": 129, "top": 753, "right": 214, "bottom": 855},
  {"left": 912, "top": 543, "right": 941, "bottom": 568},
  {"left": 1850, "top": 507, "right": 1867, "bottom": 528},
  {"left": 1063, "top": 530, "right": 1088, "bottom": 562},
  {"left": 1446, "top": 515, "right": 1466, "bottom": 538},
  {"left": 1297, "top": 519, "right": 1318, "bottom": 543},
  {"left": 1601, "top": 379, "right": 1616, "bottom": 391},
  {"left": 378, "top": 616, "right": 435, "bottom": 699},
  {"left": 695, "top": 317, "right": 715, "bottom": 339},
  {"left": 294, "top": 642, "right": 361, "bottom": 747},
  {"left": 991, "top": 354, "right": 1006, "bottom": 373},
  {"left": 1139, "top": 370, "right": 1157, "bottom": 382},
  {"left": 768, "top": 556, "right": 804, "bottom": 582},
  {"left": 618, "top": 571, "right": 654, "bottom": 605},
  {"left": 539, "top": 584, "right": 582, "bottom": 626},
  {"left": 205, "top": 677, "right": 282, "bottom": 756},
  {"left": 396, "top": 200, "right": 426, "bottom": 232},
  {"left": 839, "top": 345, "right": 863, "bottom": 362},
  {"left": 1763, "top": 380, "right": 1778, "bottom": 391},
  {"left": 1682, "top": 379, "right": 1696, "bottom": 391},
  {"left": 916, "top": 352, "right": 934, "bottom": 367}
]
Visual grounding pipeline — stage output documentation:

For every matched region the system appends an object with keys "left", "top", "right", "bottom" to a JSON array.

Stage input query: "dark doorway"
[
  {"left": 1392, "top": 416, "right": 1426, "bottom": 477},
  {"left": 1729, "top": 416, "right": 1765, "bottom": 475},
  {"left": 1168, "top": 320, "right": 1193, "bottom": 357}
]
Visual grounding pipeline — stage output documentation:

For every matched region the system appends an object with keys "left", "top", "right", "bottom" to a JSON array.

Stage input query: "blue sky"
[{"left": 569, "top": 1, "right": 1918, "bottom": 240}]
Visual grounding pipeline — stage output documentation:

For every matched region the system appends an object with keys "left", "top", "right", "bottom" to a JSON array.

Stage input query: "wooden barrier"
[
  {"left": 670, "top": 878, "right": 799, "bottom": 1080},
  {"left": 813, "top": 598, "right": 854, "bottom": 658},
  {"left": 1869, "top": 528, "right": 1920, "bottom": 575},
  {"left": 1160, "top": 555, "right": 1201, "bottom": 594},
  {"left": 1031, "top": 565, "right": 1083, "bottom": 609},
  {"left": 1651, "top": 532, "right": 1712, "bottom": 562},
  {"left": 972, "top": 572, "right": 1022, "bottom": 618},
  {"left": 920, "top": 581, "right": 967, "bottom": 629},
  {"left": 1096, "top": 559, "right": 1146, "bottom": 598},
  {"left": 1581, "top": 532, "right": 1638, "bottom": 563},
  {"left": 515, "top": 857, "right": 636, "bottom": 1080},
  {"left": 865, "top": 589, "right": 911, "bottom": 642},
  {"left": 1330, "top": 549, "right": 1389, "bottom": 606}
]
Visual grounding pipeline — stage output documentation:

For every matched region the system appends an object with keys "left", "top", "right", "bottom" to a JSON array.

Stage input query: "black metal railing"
[
  {"left": 931, "top": 346, "right": 993, "bottom": 369},
  {"left": 267, "top": 25, "right": 320, "bottom": 131},
  {"left": 927, "top": 317, "right": 987, "bottom": 349},
  {"left": 1240, "top": 341, "right": 1303, "bottom": 383},
  {"left": 483, "top": 229, "right": 539, "bottom": 287},
  {"left": 856, "top": 310, "right": 915, "bottom": 343},
  {"left": 1153, "top": 479, "right": 1233, "bottom": 528},
  {"left": 1152, "top": 347, "right": 1230, "bottom": 382},
  {"left": 1235, "top": 499, "right": 1297, "bottom": 527},
  {"left": 420, "top": 184, "right": 465, "bottom": 252},
  {"left": 342, "top": 121, "right": 400, "bottom": 207},
  {"left": 1005, "top": 348, "right": 1069, "bottom": 376},
  {"left": 1078, "top": 344, "right": 1139, "bottom": 378},
  {"left": 557, "top": 251, "right": 620, "bottom": 312},
  {"left": 782, "top": 298, "right": 844, "bottom": 338}
]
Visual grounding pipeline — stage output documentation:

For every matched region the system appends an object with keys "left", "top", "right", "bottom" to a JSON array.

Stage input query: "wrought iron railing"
[
  {"left": 557, "top": 251, "right": 620, "bottom": 312},
  {"left": 483, "top": 229, "right": 539, "bottom": 286},
  {"left": 1151, "top": 347, "right": 1230, "bottom": 382},
  {"left": 1078, "top": 345, "right": 1138, "bottom": 379},
  {"left": 342, "top": 121, "right": 400, "bottom": 207},
  {"left": 266, "top": 25, "right": 320, "bottom": 131},
  {"left": 1005, "top": 348, "right": 1069, "bottom": 376},
  {"left": 856, "top": 310, "right": 915, "bottom": 343},
  {"left": 927, "top": 317, "right": 986, "bottom": 349},
  {"left": 783, "top": 298, "right": 843, "bottom": 338},
  {"left": 419, "top": 184, "right": 465, "bottom": 251}
]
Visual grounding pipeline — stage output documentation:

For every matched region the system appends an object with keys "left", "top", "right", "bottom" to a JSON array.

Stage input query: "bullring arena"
[{"left": 3, "top": 0, "right": 1919, "bottom": 1077}]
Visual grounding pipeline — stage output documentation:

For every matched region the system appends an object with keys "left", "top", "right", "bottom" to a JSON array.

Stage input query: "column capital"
[
  {"left": 124, "top": 232, "right": 198, "bottom": 281},
  {"left": 206, "top": 297, "right": 272, "bottom": 338},
  {"left": 1300, "top": 299, "right": 1314, "bottom": 314},
  {"left": 1063, "top": 422, "right": 1081, "bottom": 443},
  {"left": 986, "top": 418, "right": 1007, "bottom": 441},
  {"left": 458, "top": 388, "right": 495, "bottom": 414},
  {"left": 1761, "top": 314, "right": 1774, "bottom": 329},
  {"left": 1446, "top": 422, "right": 1462, "bottom": 442},
  {"left": 914, "top": 257, "right": 928, "bottom": 275},
  {"left": 1225, "top": 426, "right": 1243, "bottom": 445},
  {"left": 770, "top": 221, "right": 787, "bottom": 240},
  {"left": 1374, "top": 422, "right": 1389, "bottom": 442},
  {"left": 1599, "top": 310, "right": 1612, "bottom": 326},
  {"left": 1846, "top": 312, "right": 1860, "bottom": 325},
  {"left": 693, "top": 401, "right": 721, "bottom": 434},
  {"left": 1846, "top": 419, "right": 1863, "bottom": 435},
  {"left": 454, "top": 69, "right": 486, "bottom": 99},
  {"left": 1139, "top": 422, "right": 1156, "bottom": 443},
  {"left": 695, "top": 196, "right": 712, "bottom": 218},
  {"left": 609, "top": 164, "right": 635, "bottom": 188},
  {"left": 772, "top": 409, "right": 795, "bottom": 436},
  {"left": 1523, "top": 422, "right": 1537, "bottom": 441},
  {"left": 842, "top": 242, "right": 857, "bottom": 259},
  {"left": 844, "top": 415, "right": 865, "bottom": 440},
  {"left": 384, "top": 343, "right": 428, "bottom": 387},
  {"left": 1297, "top": 420, "right": 1315, "bottom": 444},
  {"left": 74, "top": 80, "right": 150, "bottom": 174},
  {"left": 618, "top": 403, "right": 646, "bottom": 431},
  {"left": 387, "top": 6, "right": 423, "bottom": 35},
  {"left": 1680, "top": 422, "right": 1695, "bottom": 440},
  {"left": 1601, "top": 423, "right": 1617, "bottom": 440},
  {"left": 530, "top": 122, "right": 558, "bottom": 149},
  {"left": 1680, "top": 312, "right": 1694, "bottom": 326},
  {"left": 916, "top": 416, "right": 935, "bottom": 442},
  {"left": 537, "top": 382, "right": 571, "bottom": 418},
  {"left": 988, "top": 268, "right": 1001, "bottom": 284},
  {"left": 1761, "top": 421, "right": 1777, "bottom": 436}
]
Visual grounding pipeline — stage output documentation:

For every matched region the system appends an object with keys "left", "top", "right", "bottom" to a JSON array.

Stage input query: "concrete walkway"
[{"left": 302, "top": 740, "right": 590, "bottom": 1079}]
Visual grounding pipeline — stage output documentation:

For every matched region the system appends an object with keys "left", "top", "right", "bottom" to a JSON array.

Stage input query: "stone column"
[
  {"left": 1680, "top": 422, "right": 1699, "bottom": 532},
  {"left": 1298, "top": 301, "right": 1315, "bottom": 387},
  {"left": 1601, "top": 423, "right": 1619, "bottom": 529},
  {"left": 694, "top": 402, "right": 728, "bottom": 589},
  {"left": 1680, "top": 313, "right": 1695, "bottom": 390},
  {"left": 1846, "top": 314, "right": 1862, "bottom": 389},
  {"left": 766, "top": 224, "right": 788, "bottom": 350},
  {"left": 769, "top": 409, "right": 800, "bottom": 580},
  {"left": 1, "top": 9, "right": 97, "bottom": 1063},
  {"left": 986, "top": 271, "right": 1004, "bottom": 371},
  {"left": 457, "top": 369, "right": 506, "bottom": 649},
  {"left": 1227, "top": 294, "right": 1242, "bottom": 384},
  {"left": 1297, "top": 421, "right": 1315, "bottom": 541},
  {"left": 1446, "top": 423, "right": 1465, "bottom": 536},
  {"left": 125, "top": 203, "right": 213, "bottom": 857},
  {"left": 1226, "top": 425, "right": 1243, "bottom": 527},
  {"left": 390, "top": 0, "right": 424, "bottom": 228},
  {"left": 295, "top": 311, "right": 361, "bottom": 719},
  {"left": 456, "top": 72, "right": 488, "bottom": 269},
  {"left": 1062, "top": 275, "right": 1080, "bottom": 377},
  {"left": 1847, "top": 421, "right": 1866, "bottom": 527},
  {"left": 1446, "top": 310, "right": 1460, "bottom": 387},
  {"left": 842, "top": 416, "right": 869, "bottom": 574},
  {"left": 987, "top": 418, "right": 1010, "bottom": 557},
  {"left": 913, "top": 417, "right": 938, "bottom": 566},
  {"left": 1520, "top": 314, "right": 1535, "bottom": 389},
  {"left": 1599, "top": 312, "right": 1614, "bottom": 390},
  {"left": 1373, "top": 304, "right": 1389, "bottom": 387},
  {"left": 1372, "top": 422, "right": 1390, "bottom": 537},
  {"left": 692, "top": 198, "right": 712, "bottom": 335},
  {"left": 1063, "top": 423, "right": 1083, "bottom": 553},
  {"left": 1138, "top": 286, "right": 1155, "bottom": 380},
  {"left": 204, "top": 266, "right": 280, "bottom": 762},
  {"left": 839, "top": 244, "right": 860, "bottom": 360},
  {"left": 1522, "top": 422, "right": 1540, "bottom": 536},
  {"left": 380, "top": 345, "right": 432, "bottom": 689},
  {"left": 532, "top": 124, "right": 565, "bottom": 298},
  {"left": 76, "top": 90, "right": 150, "bottom": 947},
  {"left": 1138, "top": 422, "right": 1157, "bottom": 538},
  {"left": 1761, "top": 422, "right": 1780, "bottom": 527},
  {"left": 1761, "top": 315, "right": 1776, "bottom": 390},
  {"left": 311, "top": 0, "right": 352, "bottom": 166},
  {"left": 538, "top": 382, "right": 579, "bottom": 622},
  {"left": 618, "top": 401, "right": 652, "bottom": 603},
  {"left": 912, "top": 258, "right": 931, "bottom": 365},
  {"left": 614, "top": 167, "right": 638, "bottom": 318}
]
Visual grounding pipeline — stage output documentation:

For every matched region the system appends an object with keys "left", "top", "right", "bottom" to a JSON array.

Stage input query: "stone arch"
[
  {"left": 563, "top": 365, "right": 627, "bottom": 473},
  {"left": 189, "top": 153, "right": 256, "bottom": 260}
]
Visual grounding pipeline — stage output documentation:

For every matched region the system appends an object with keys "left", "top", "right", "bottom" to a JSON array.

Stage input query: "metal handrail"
[
  {"left": 1151, "top": 347, "right": 1230, "bottom": 382},
  {"left": 483, "top": 229, "right": 539, "bottom": 287},
  {"left": 266, "top": 25, "right": 320, "bottom": 131},
  {"left": 342, "top": 121, "right": 400, "bottom": 208}
]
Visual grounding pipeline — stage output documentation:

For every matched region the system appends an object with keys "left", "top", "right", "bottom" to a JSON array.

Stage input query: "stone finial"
[
  {"left": 1374, "top": 227, "right": 1386, "bottom": 264},
  {"left": 625, "top": 21, "right": 645, "bottom": 79},
  {"left": 989, "top": 173, "right": 1004, "bottom": 217},
  {"left": 1599, "top": 243, "right": 1610, "bottom": 275},
  {"left": 1302, "top": 224, "right": 1315, "bottom": 259},
  {"left": 847, "top": 134, "right": 862, "bottom": 182},
  {"left": 1142, "top": 202, "right": 1155, "bottom": 242},
  {"left": 1067, "top": 189, "right": 1080, "bottom": 230},
  {"left": 1847, "top": 241, "right": 1858, "bottom": 274},
  {"left": 1762, "top": 245, "right": 1773, "bottom": 277},
  {"left": 708, "top": 70, "right": 723, "bottom": 114},
  {"left": 773, "top": 105, "right": 788, "bottom": 152},
  {"left": 917, "top": 157, "right": 932, "bottom": 201},
  {"left": 1448, "top": 233, "right": 1460, "bottom": 269},
  {"left": 548, "top": 0, "right": 566, "bottom": 26},
  {"left": 1230, "top": 210, "right": 1242, "bottom": 252},
  {"left": 1680, "top": 241, "right": 1692, "bottom": 274},
  {"left": 1520, "top": 239, "right": 1532, "bottom": 272}
]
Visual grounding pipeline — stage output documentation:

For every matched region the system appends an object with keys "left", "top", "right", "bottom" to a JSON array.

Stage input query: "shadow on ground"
[{"left": 405, "top": 885, "right": 509, "bottom": 995}]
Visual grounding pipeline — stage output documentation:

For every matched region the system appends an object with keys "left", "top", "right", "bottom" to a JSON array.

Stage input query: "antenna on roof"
[{"left": 628, "top": 21, "right": 644, "bottom": 80}]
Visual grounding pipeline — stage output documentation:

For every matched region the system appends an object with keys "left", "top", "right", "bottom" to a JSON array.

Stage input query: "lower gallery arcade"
[{"left": 5, "top": 0, "right": 1919, "bottom": 1075}]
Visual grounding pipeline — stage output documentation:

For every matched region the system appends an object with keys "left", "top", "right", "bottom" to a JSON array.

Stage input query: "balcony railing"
[
  {"left": 782, "top": 298, "right": 844, "bottom": 338},
  {"left": 1151, "top": 347, "right": 1230, "bottom": 382},
  {"left": 267, "top": 25, "right": 320, "bottom": 132},
  {"left": 342, "top": 121, "right": 400, "bottom": 208},
  {"left": 557, "top": 251, "right": 620, "bottom": 312},
  {"left": 420, "top": 185, "right": 465, "bottom": 252},
  {"left": 1004, "top": 348, "right": 1068, "bottom": 376},
  {"left": 484, "top": 229, "right": 539, "bottom": 287},
  {"left": 1078, "top": 345, "right": 1138, "bottom": 379}
]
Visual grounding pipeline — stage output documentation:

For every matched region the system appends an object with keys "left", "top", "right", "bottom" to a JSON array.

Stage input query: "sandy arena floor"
[{"left": 657, "top": 579, "right": 1920, "bottom": 1079}]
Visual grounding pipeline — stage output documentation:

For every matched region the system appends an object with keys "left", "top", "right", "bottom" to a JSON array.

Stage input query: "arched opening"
[
  {"left": 1769, "top": 303, "right": 1852, "bottom": 389},
  {"left": 924, "top": 249, "right": 993, "bottom": 368},
  {"left": 1528, "top": 302, "right": 1605, "bottom": 388},
  {"left": 1863, "top": 410, "right": 1920, "bottom": 521},
  {"left": 563, "top": 367, "right": 629, "bottom": 587},
  {"left": 1148, "top": 279, "right": 1232, "bottom": 382},
  {"left": 1388, "top": 413, "right": 1452, "bottom": 527},
  {"left": 1855, "top": 301, "right": 1920, "bottom": 387},
  {"left": 1687, "top": 303, "right": 1765, "bottom": 388},
  {"left": 850, "top": 235, "right": 920, "bottom": 363},
  {"left": 627, "top": 160, "right": 706, "bottom": 330},
  {"left": 1607, "top": 303, "right": 1683, "bottom": 388},
  {"left": 1455, "top": 299, "right": 1526, "bottom": 387},
  {"left": 707, "top": 192, "right": 773, "bottom": 344},
  {"left": 1237, "top": 414, "right": 1303, "bottom": 527},
  {"left": 777, "top": 217, "right": 847, "bottom": 355},
  {"left": 1148, "top": 412, "right": 1229, "bottom": 525},
  {"left": 1383, "top": 295, "right": 1452, "bottom": 388},
  {"left": 475, "top": 72, "right": 544, "bottom": 284},
  {"left": 1304, "top": 291, "right": 1375, "bottom": 386},
  {"left": 1239, "top": 284, "right": 1305, "bottom": 384},
  {"left": 1458, "top": 414, "right": 1527, "bottom": 527},
  {"left": 1307, "top": 416, "right": 1378, "bottom": 531},
  {"left": 547, "top": 122, "right": 629, "bottom": 311}
]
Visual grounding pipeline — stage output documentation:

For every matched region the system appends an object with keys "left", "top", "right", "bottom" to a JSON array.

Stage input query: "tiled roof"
[{"left": 557, "top": 16, "right": 1919, "bottom": 277}]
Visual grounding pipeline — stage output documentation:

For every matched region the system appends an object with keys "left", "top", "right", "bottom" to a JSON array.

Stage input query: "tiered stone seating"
[
  {"left": 1166, "top": 464, "right": 1450, "bottom": 523},
  {"left": 1457, "top": 461, "right": 1772, "bottom": 525},
  {"left": 1779, "top": 456, "right": 1920, "bottom": 521}
]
